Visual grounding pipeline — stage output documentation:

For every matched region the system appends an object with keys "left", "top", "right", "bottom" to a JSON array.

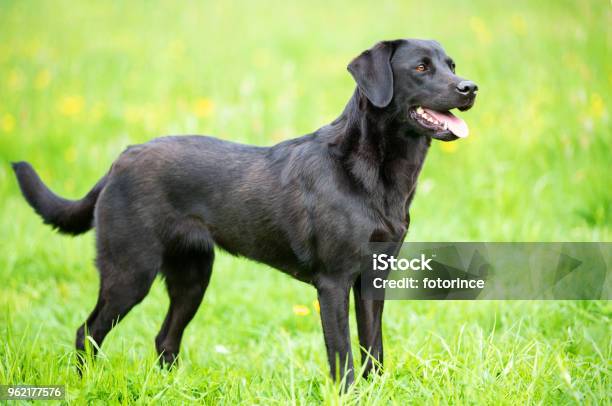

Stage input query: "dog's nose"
[{"left": 456, "top": 80, "right": 478, "bottom": 95}]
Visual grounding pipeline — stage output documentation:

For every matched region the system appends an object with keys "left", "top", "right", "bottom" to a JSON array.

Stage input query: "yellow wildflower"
[
  {"left": 313, "top": 300, "right": 320, "bottom": 313},
  {"left": 58, "top": 96, "right": 84, "bottom": 116},
  {"left": 193, "top": 97, "right": 215, "bottom": 117},
  {"left": 293, "top": 304, "right": 310, "bottom": 316},
  {"left": 193, "top": 98, "right": 215, "bottom": 118},
  {"left": 440, "top": 141, "right": 458, "bottom": 153},
  {"left": 1, "top": 113, "right": 15, "bottom": 133},
  {"left": 511, "top": 14, "right": 527, "bottom": 36},
  {"left": 589, "top": 93, "right": 605, "bottom": 119}
]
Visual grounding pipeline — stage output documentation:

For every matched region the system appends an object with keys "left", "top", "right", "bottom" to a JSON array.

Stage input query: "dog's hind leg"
[
  {"left": 155, "top": 249, "right": 214, "bottom": 367},
  {"left": 75, "top": 225, "right": 161, "bottom": 368}
]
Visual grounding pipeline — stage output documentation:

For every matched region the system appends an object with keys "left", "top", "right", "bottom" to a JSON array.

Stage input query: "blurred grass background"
[{"left": 0, "top": 0, "right": 610, "bottom": 404}]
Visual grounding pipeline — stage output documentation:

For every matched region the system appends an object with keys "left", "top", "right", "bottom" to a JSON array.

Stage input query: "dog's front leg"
[
  {"left": 315, "top": 275, "right": 354, "bottom": 389},
  {"left": 353, "top": 275, "right": 385, "bottom": 377}
]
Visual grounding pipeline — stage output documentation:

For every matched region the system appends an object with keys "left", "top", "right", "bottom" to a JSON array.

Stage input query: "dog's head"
[{"left": 348, "top": 39, "right": 477, "bottom": 141}]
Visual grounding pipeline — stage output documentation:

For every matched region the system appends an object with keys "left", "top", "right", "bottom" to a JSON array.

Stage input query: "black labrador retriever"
[{"left": 13, "top": 39, "right": 477, "bottom": 386}]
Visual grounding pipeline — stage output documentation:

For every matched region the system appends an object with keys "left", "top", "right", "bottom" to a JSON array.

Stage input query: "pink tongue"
[{"left": 423, "top": 108, "right": 469, "bottom": 138}]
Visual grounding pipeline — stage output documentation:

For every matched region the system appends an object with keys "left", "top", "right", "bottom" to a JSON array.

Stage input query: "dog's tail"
[{"left": 12, "top": 161, "right": 108, "bottom": 235}]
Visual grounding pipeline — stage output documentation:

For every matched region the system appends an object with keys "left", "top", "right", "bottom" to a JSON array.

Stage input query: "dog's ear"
[{"left": 347, "top": 41, "right": 397, "bottom": 108}]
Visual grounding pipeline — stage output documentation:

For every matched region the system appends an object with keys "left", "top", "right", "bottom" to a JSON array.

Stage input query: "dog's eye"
[
  {"left": 450, "top": 63, "right": 456, "bottom": 73},
  {"left": 415, "top": 64, "right": 427, "bottom": 72}
]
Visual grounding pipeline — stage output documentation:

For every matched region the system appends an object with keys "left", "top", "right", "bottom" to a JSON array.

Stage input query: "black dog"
[{"left": 13, "top": 39, "right": 477, "bottom": 386}]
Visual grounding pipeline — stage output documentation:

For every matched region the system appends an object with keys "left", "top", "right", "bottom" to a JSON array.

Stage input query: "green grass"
[{"left": 0, "top": 0, "right": 610, "bottom": 404}]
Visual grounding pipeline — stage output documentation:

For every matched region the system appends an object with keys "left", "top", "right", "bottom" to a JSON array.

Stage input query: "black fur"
[
  {"left": 12, "top": 39, "right": 477, "bottom": 387},
  {"left": 12, "top": 161, "right": 107, "bottom": 235}
]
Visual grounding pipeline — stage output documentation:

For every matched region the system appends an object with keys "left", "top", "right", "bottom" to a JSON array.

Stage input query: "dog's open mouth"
[{"left": 410, "top": 106, "right": 469, "bottom": 140}]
